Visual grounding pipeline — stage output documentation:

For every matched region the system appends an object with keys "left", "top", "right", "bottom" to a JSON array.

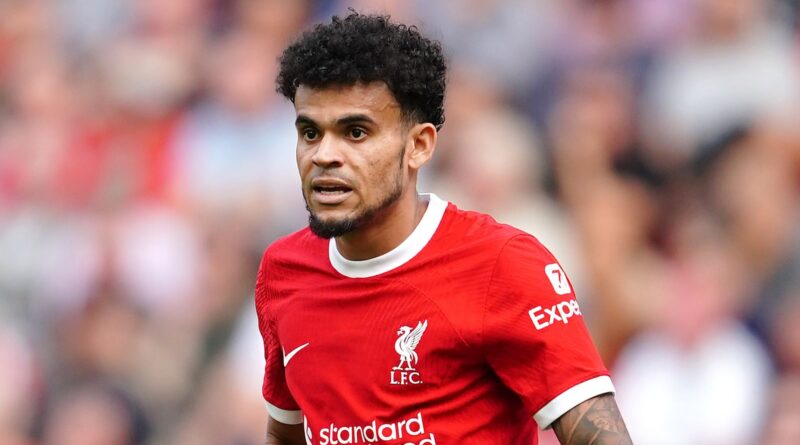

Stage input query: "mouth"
[{"left": 310, "top": 179, "right": 353, "bottom": 205}]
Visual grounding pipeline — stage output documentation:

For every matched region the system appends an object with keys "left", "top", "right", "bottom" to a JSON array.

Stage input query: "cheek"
[
  {"left": 296, "top": 147, "right": 313, "bottom": 179},
  {"left": 360, "top": 151, "right": 393, "bottom": 179},
  {"left": 361, "top": 151, "right": 403, "bottom": 192},
  {"left": 296, "top": 151, "right": 304, "bottom": 175}
]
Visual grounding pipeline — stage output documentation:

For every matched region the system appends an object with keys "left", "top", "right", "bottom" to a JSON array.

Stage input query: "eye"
[
  {"left": 349, "top": 127, "right": 367, "bottom": 140},
  {"left": 301, "top": 128, "right": 319, "bottom": 142}
]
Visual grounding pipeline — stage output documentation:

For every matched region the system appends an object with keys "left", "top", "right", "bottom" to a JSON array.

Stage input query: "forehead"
[{"left": 293, "top": 82, "right": 401, "bottom": 123}]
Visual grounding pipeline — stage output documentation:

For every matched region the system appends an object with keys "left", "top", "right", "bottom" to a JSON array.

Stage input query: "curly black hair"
[{"left": 276, "top": 12, "right": 447, "bottom": 130}]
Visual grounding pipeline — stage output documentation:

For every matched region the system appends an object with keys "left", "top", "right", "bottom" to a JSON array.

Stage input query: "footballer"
[{"left": 255, "top": 12, "right": 632, "bottom": 445}]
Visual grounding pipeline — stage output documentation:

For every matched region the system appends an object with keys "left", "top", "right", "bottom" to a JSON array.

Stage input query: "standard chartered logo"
[
  {"left": 316, "top": 412, "right": 436, "bottom": 445},
  {"left": 305, "top": 415, "right": 313, "bottom": 445}
]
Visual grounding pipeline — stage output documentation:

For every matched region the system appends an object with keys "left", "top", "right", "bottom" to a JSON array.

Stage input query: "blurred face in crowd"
[
  {"left": 294, "top": 82, "right": 432, "bottom": 238},
  {"left": 699, "top": 0, "right": 762, "bottom": 38},
  {"left": 43, "top": 388, "right": 134, "bottom": 445}
]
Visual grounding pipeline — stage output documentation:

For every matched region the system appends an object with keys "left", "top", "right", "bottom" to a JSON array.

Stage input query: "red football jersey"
[{"left": 256, "top": 194, "right": 613, "bottom": 445}]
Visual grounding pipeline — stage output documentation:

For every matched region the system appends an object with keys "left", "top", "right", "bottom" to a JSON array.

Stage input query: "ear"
[{"left": 406, "top": 123, "right": 437, "bottom": 170}]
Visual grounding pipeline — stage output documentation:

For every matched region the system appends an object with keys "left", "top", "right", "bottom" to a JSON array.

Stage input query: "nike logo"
[{"left": 283, "top": 342, "right": 310, "bottom": 367}]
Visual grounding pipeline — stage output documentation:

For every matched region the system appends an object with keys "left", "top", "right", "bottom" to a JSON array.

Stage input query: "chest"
[{"left": 273, "top": 278, "right": 480, "bottom": 415}]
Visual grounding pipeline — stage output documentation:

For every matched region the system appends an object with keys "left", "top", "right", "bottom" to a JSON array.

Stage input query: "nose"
[{"left": 311, "top": 134, "right": 344, "bottom": 169}]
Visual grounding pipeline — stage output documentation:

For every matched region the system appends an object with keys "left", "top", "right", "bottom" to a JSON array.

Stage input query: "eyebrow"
[
  {"left": 295, "top": 113, "right": 377, "bottom": 128},
  {"left": 295, "top": 115, "right": 317, "bottom": 127},
  {"left": 335, "top": 114, "right": 376, "bottom": 127}
]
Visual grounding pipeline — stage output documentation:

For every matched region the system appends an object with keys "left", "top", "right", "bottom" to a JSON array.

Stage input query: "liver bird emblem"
[{"left": 393, "top": 320, "right": 428, "bottom": 371}]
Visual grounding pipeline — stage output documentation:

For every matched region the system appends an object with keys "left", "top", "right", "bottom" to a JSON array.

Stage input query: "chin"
[
  {"left": 309, "top": 204, "right": 357, "bottom": 222},
  {"left": 308, "top": 212, "right": 362, "bottom": 239}
]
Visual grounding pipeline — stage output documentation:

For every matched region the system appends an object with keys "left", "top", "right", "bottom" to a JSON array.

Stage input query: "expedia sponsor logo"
[
  {"left": 528, "top": 298, "right": 582, "bottom": 330},
  {"left": 316, "top": 412, "right": 436, "bottom": 445}
]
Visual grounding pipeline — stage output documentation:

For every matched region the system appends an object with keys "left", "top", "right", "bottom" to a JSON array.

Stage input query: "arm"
[
  {"left": 552, "top": 393, "right": 632, "bottom": 445},
  {"left": 257, "top": 251, "right": 305, "bottom": 445},
  {"left": 266, "top": 416, "right": 305, "bottom": 445}
]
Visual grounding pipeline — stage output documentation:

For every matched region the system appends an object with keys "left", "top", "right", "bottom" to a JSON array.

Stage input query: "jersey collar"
[{"left": 328, "top": 193, "right": 447, "bottom": 278}]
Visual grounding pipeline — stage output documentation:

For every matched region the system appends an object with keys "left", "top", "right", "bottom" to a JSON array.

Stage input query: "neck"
[{"left": 335, "top": 190, "right": 429, "bottom": 261}]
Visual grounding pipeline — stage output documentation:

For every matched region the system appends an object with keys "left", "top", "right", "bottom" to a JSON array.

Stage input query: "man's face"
[{"left": 294, "top": 82, "right": 410, "bottom": 238}]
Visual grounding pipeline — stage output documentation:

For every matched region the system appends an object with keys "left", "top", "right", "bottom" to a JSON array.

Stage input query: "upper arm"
[
  {"left": 552, "top": 393, "right": 633, "bottom": 445},
  {"left": 256, "top": 251, "right": 303, "bottom": 432},
  {"left": 266, "top": 415, "right": 306, "bottom": 445},
  {"left": 482, "top": 235, "right": 614, "bottom": 427}
]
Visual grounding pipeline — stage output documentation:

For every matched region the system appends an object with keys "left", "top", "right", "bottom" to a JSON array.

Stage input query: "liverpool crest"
[{"left": 390, "top": 320, "right": 427, "bottom": 385}]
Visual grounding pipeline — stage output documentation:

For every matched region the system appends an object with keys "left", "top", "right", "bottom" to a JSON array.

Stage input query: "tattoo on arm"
[{"left": 552, "top": 393, "right": 633, "bottom": 445}]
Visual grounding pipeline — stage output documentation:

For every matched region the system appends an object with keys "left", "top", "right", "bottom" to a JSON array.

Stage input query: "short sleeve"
[
  {"left": 483, "top": 235, "right": 614, "bottom": 429},
  {"left": 255, "top": 250, "right": 303, "bottom": 424}
]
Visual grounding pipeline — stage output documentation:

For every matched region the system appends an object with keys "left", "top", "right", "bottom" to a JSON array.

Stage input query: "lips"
[{"left": 310, "top": 178, "right": 353, "bottom": 205}]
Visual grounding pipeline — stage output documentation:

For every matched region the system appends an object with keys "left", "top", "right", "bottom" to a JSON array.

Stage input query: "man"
[{"left": 256, "top": 12, "right": 632, "bottom": 445}]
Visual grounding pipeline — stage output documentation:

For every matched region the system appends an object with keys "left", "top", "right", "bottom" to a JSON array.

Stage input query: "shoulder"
[
  {"left": 427, "top": 202, "right": 559, "bottom": 288},
  {"left": 439, "top": 203, "right": 546, "bottom": 260},
  {"left": 257, "top": 227, "right": 327, "bottom": 280},
  {"left": 439, "top": 203, "right": 566, "bottom": 293},
  {"left": 263, "top": 227, "right": 324, "bottom": 263},
  {"left": 255, "top": 227, "right": 326, "bottom": 304}
]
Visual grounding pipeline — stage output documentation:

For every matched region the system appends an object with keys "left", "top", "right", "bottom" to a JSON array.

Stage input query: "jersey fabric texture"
[{"left": 255, "top": 194, "right": 614, "bottom": 445}]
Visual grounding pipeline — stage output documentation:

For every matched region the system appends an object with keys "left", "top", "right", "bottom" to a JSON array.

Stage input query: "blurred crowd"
[{"left": 0, "top": 0, "right": 799, "bottom": 444}]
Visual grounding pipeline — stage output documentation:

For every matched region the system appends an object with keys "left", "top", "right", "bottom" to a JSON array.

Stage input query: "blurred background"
[{"left": 0, "top": 0, "right": 798, "bottom": 444}]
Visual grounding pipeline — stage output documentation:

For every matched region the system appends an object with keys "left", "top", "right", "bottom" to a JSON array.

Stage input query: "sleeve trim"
[
  {"left": 534, "top": 375, "right": 615, "bottom": 429},
  {"left": 265, "top": 401, "right": 303, "bottom": 425}
]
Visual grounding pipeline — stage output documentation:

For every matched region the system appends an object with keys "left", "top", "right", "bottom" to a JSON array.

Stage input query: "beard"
[
  {"left": 307, "top": 183, "right": 403, "bottom": 239},
  {"left": 306, "top": 151, "right": 405, "bottom": 239}
]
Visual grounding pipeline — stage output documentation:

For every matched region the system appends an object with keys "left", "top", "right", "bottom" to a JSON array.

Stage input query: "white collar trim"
[{"left": 329, "top": 193, "right": 447, "bottom": 278}]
